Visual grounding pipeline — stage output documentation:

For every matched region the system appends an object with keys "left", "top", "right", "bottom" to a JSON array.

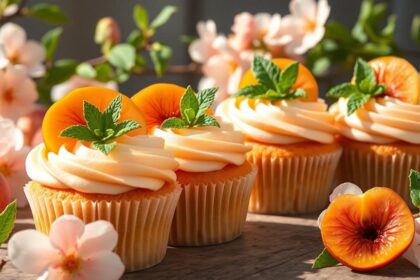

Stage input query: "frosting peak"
[
  {"left": 26, "top": 135, "right": 178, "bottom": 194},
  {"left": 216, "top": 97, "right": 337, "bottom": 144}
]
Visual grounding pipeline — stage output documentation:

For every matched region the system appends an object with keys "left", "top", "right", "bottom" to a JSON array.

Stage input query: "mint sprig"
[
  {"left": 60, "top": 95, "right": 141, "bottom": 155},
  {"left": 236, "top": 56, "right": 307, "bottom": 101},
  {"left": 0, "top": 201, "right": 16, "bottom": 244},
  {"left": 161, "top": 86, "right": 220, "bottom": 129},
  {"left": 312, "top": 248, "right": 339, "bottom": 269},
  {"left": 327, "top": 58, "right": 387, "bottom": 116},
  {"left": 409, "top": 169, "right": 420, "bottom": 208}
]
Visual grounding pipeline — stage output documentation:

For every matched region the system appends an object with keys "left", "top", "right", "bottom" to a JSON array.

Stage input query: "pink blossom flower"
[
  {"left": 404, "top": 218, "right": 420, "bottom": 268},
  {"left": 17, "top": 105, "right": 46, "bottom": 146},
  {"left": 0, "top": 66, "right": 38, "bottom": 120},
  {"left": 0, "top": 174, "right": 11, "bottom": 212},
  {"left": 8, "top": 215, "right": 125, "bottom": 280},
  {"left": 283, "top": 0, "right": 330, "bottom": 56},
  {"left": 0, "top": 23, "right": 46, "bottom": 77},
  {"left": 51, "top": 76, "right": 118, "bottom": 102},
  {"left": 3, "top": 4, "right": 18, "bottom": 16},
  {"left": 0, "top": 118, "right": 30, "bottom": 207},
  {"left": 188, "top": 20, "right": 218, "bottom": 63}
]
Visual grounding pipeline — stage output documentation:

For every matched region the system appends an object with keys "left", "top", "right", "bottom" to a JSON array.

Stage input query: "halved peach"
[
  {"left": 321, "top": 187, "right": 415, "bottom": 271},
  {"left": 42, "top": 86, "right": 147, "bottom": 153},
  {"left": 239, "top": 58, "right": 319, "bottom": 102}
]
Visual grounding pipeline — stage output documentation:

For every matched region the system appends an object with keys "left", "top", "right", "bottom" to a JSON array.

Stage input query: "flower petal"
[
  {"left": 329, "top": 182, "right": 363, "bottom": 202},
  {"left": 317, "top": 209, "right": 326, "bottom": 229},
  {"left": 6, "top": 169, "right": 29, "bottom": 208},
  {"left": 8, "top": 230, "right": 60, "bottom": 274},
  {"left": 403, "top": 231, "right": 420, "bottom": 268},
  {"left": 316, "top": 0, "right": 331, "bottom": 27},
  {"left": 290, "top": 0, "right": 317, "bottom": 20},
  {"left": 79, "top": 251, "right": 125, "bottom": 280},
  {"left": 294, "top": 27, "right": 325, "bottom": 55},
  {"left": 19, "top": 41, "right": 46, "bottom": 75},
  {"left": 0, "top": 23, "right": 26, "bottom": 54},
  {"left": 188, "top": 40, "right": 210, "bottom": 63},
  {"left": 78, "top": 220, "right": 118, "bottom": 258},
  {"left": 49, "top": 215, "right": 85, "bottom": 254}
]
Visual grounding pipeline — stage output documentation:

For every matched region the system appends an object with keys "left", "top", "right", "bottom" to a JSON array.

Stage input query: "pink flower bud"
[
  {"left": 17, "top": 105, "right": 47, "bottom": 146},
  {"left": 95, "top": 17, "right": 121, "bottom": 45},
  {"left": 0, "top": 174, "right": 11, "bottom": 212}
]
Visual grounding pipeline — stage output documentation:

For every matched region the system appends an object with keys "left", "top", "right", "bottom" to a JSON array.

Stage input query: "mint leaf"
[
  {"left": 180, "top": 86, "right": 199, "bottom": 123},
  {"left": 372, "top": 84, "right": 387, "bottom": 96},
  {"left": 104, "top": 95, "right": 122, "bottom": 124},
  {"left": 197, "top": 87, "right": 217, "bottom": 118},
  {"left": 236, "top": 85, "right": 267, "bottom": 98},
  {"left": 161, "top": 117, "right": 187, "bottom": 129},
  {"left": 354, "top": 58, "right": 377, "bottom": 93},
  {"left": 0, "top": 201, "right": 17, "bottom": 243},
  {"left": 60, "top": 125, "right": 98, "bottom": 142},
  {"left": 252, "top": 56, "right": 280, "bottom": 90},
  {"left": 93, "top": 142, "right": 117, "bottom": 155},
  {"left": 83, "top": 101, "right": 103, "bottom": 131},
  {"left": 289, "top": 88, "right": 307, "bottom": 99},
  {"left": 327, "top": 83, "right": 356, "bottom": 99},
  {"left": 196, "top": 115, "right": 220, "bottom": 128},
  {"left": 114, "top": 120, "right": 141, "bottom": 138},
  {"left": 347, "top": 93, "right": 371, "bottom": 115},
  {"left": 279, "top": 62, "right": 299, "bottom": 92},
  {"left": 312, "top": 248, "right": 339, "bottom": 269},
  {"left": 409, "top": 169, "right": 420, "bottom": 208}
]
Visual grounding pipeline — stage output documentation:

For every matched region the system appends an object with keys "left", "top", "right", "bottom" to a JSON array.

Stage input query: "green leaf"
[
  {"left": 60, "top": 125, "right": 98, "bottom": 142},
  {"left": 83, "top": 101, "right": 103, "bottom": 131},
  {"left": 372, "top": 84, "right": 386, "bottom": 96},
  {"left": 93, "top": 142, "right": 117, "bottom": 155},
  {"left": 104, "top": 95, "right": 122, "bottom": 124},
  {"left": 0, "top": 201, "right": 16, "bottom": 243},
  {"left": 95, "top": 63, "right": 114, "bottom": 82},
  {"left": 180, "top": 86, "right": 199, "bottom": 123},
  {"left": 161, "top": 117, "right": 187, "bottom": 129},
  {"left": 252, "top": 56, "right": 280, "bottom": 90},
  {"left": 114, "top": 120, "right": 141, "bottom": 137},
  {"left": 43, "top": 59, "right": 78, "bottom": 85},
  {"left": 409, "top": 169, "right": 420, "bottom": 208},
  {"left": 27, "top": 3, "right": 68, "bottom": 25},
  {"left": 236, "top": 85, "right": 267, "bottom": 97},
  {"left": 108, "top": 44, "right": 136, "bottom": 71},
  {"left": 127, "top": 30, "right": 144, "bottom": 49},
  {"left": 289, "top": 88, "right": 307, "bottom": 99},
  {"left": 412, "top": 15, "right": 420, "bottom": 45},
  {"left": 150, "top": 5, "right": 177, "bottom": 30},
  {"left": 195, "top": 114, "right": 220, "bottom": 128},
  {"left": 279, "top": 62, "right": 299, "bottom": 92},
  {"left": 133, "top": 4, "right": 149, "bottom": 31},
  {"left": 327, "top": 83, "right": 356, "bottom": 99},
  {"left": 312, "top": 248, "right": 339, "bottom": 269},
  {"left": 347, "top": 93, "right": 371, "bottom": 116},
  {"left": 76, "top": 63, "right": 96, "bottom": 79},
  {"left": 41, "top": 27, "right": 63, "bottom": 62},
  {"left": 150, "top": 42, "right": 172, "bottom": 77},
  {"left": 197, "top": 87, "right": 217, "bottom": 118},
  {"left": 354, "top": 58, "right": 376, "bottom": 93}
]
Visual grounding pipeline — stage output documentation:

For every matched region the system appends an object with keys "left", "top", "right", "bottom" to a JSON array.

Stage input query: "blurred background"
[{"left": 14, "top": 0, "right": 420, "bottom": 96}]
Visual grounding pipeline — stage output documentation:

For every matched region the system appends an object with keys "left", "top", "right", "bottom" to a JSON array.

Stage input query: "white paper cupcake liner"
[
  {"left": 247, "top": 148, "right": 342, "bottom": 214},
  {"left": 337, "top": 146, "right": 420, "bottom": 204},
  {"left": 169, "top": 166, "right": 257, "bottom": 246},
  {"left": 24, "top": 183, "right": 182, "bottom": 272}
]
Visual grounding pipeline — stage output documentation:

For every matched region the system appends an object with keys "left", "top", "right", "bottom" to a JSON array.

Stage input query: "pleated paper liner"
[
  {"left": 336, "top": 138, "right": 420, "bottom": 204},
  {"left": 246, "top": 141, "right": 342, "bottom": 215},
  {"left": 169, "top": 162, "right": 257, "bottom": 246},
  {"left": 24, "top": 182, "right": 182, "bottom": 272}
]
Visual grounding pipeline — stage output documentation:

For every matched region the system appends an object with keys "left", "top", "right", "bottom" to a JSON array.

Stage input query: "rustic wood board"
[{"left": 0, "top": 209, "right": 418, "bottom": 279}]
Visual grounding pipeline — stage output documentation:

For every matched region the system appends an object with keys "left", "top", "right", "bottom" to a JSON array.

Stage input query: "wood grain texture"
[{"left": 0, "top": 208, "right": 418, "bottom": 279}]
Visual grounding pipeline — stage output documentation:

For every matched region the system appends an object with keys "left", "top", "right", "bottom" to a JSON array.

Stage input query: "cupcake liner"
[
  {"left": 336, "top": 145, "right": 420, "bottom": 204},
  {"left": 247, "top": 148, "right": 342, "bottom": 214},
  {"left": 169, "top": 166, "right": 257, "bottom": 246},
  {"left": 24, "top": 184, "right": 182, "bottom": 272}
]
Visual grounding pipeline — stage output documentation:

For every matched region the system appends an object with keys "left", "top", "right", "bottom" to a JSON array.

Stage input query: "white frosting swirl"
[
  {"left": 153, "top": 121, "right": 251, "bottom": 172},
  {"left": 216, "top": 98, "right": 337, "bottom": 144},
  {"left": 26, "top": 135, "right": 178, "bottom": 194},
  {"left": 330, "top": 97, "right": 420, "bottom": 144}
]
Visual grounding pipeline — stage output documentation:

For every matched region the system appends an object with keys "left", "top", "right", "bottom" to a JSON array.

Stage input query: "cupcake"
[
  {"left": 328, "top": 56, "right": 420, "bottom": 203},
  {"left": 132, "top": 83, "right": 257, "bottom": 246},
  {"left": 216, "top": 57, "right": 342, "bottom": 214},
  {"left": 25, "top": 87, "right": 181, "bottom": 271}
]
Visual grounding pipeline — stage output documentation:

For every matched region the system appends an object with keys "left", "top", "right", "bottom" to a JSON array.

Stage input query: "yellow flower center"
[
  {"left": 61, "top": 254, "right": 81, "bottom": 275},
  {"left": 305, "top": 20, "right": 317, "bottom": 32},
  {"left": 8, "top": 51, "right": 20, "bottom": 64},
  {"left": 0, "top": 163, "right": 11, "bottom": 176},
  {"left": 228, "top": 61, "right": 238, "bottom": 74}
]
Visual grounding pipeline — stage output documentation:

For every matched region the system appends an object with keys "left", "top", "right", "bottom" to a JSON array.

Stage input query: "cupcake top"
[
  {"left": 132, "top": 84, "right": 251, "bottom": 172},
  {"left": 26, "top": 87, "right": 178, "bottom": 195},
  {"left": 328, "top": 56, "right": 420, "bottom": 144},
  {"left": 216, "top": 56, "right": 337, "bottom": 145}
]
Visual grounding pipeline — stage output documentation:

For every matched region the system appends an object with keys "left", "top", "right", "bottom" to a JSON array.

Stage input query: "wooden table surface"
[{"left": 0, "top": 208, "right": 419, "bottom": 280}]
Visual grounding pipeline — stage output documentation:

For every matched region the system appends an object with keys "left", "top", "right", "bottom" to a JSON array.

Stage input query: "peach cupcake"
[
  {"left": 132, "top": 83, "right": 257, "bottom": 246},
  {"left": 328, "top": 56, "right": 420, "bottom": 203},
  {"left": 216, "top": 56, "right": 342, "bottom": 214},
  {"left": 24, "top": 87, "right": 181, "bottom": 271}
]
